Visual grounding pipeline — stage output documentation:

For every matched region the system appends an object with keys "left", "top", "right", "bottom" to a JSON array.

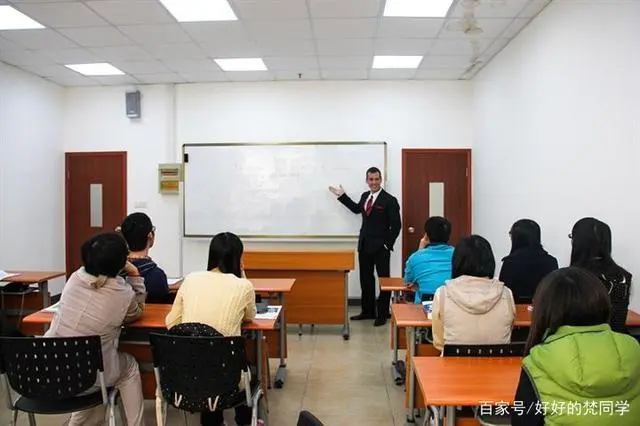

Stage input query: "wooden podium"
[{"left": 244, "top": 250, "right": 355, "bottom": 340}]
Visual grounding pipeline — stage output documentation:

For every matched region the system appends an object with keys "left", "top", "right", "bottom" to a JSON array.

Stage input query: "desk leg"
[
  {"left": 40, "top": 280, "right": 51, "bottom": 331},
  {"left": 406, "top": 327, "right": 416, "bottom": 424},
  {"left": 274, "top": 293, "right": 286, "bottom": 389},
  {"left": 392, "top": 320, "right": 404, "bottom": 385},
  {"left": 342, "top": 274, "right": 350, "bottom": 340},
  {"left": 256, "top": 330, "right": 263, "bottom": 389},
  {"left": 445, "top": 406, "right": 455, "bottom": 426}
]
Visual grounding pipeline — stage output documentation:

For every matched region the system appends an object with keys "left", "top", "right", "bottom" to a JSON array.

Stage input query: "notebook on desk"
[{"left": 422, "top": 301, "right": 433, "bottom": 320}]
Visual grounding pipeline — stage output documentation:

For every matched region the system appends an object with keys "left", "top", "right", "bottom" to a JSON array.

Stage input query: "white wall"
[
  {"left": 63, "top": 80, "right": 473, "bottom": 296},
  {"left": 473, "top": 0, "right": 640, "bottom": 310},
  {"left": 0, "top": 62, "right": 66, "bottom": 294}
]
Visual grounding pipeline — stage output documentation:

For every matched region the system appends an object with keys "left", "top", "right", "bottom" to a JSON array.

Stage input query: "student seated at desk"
[
  {"left": 404, "top": 216, "right": 454, "bottom": 303},
  {"left": 570, "top": 217, "right": 632, "bottom": 334},
  {"left": 513, "top": 267, "right": 640, "bottom": 426},
  {"left": 46, "top": 232, "right": 146, "bottom": 426},
  {"left": 499, "top": 219, "right": 558, "bottom": 304},
  {"left": 166, "top": 232, "right": 257, "bottom": 426},
  {"left": 118, "top": 212, "right": 177, "bottom": 304},
  {"left": 432, "top": 235, "right": 515, "bottom": 352}
]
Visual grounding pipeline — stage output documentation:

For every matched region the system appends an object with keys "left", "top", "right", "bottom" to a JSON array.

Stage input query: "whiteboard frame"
[{"left": 181, "top": 141, "right": 388, "bottom": 239}]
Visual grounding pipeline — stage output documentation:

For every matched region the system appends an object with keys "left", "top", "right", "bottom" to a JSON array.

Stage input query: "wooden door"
[
  {"left": 401, "top": 149, "right": 471, "bottom": 269},
  {"left": 65, "top": 152, "right": 127, "bottom": 277}
]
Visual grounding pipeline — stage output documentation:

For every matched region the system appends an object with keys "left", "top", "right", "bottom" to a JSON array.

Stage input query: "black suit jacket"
[{"left": 338, "top": 189, "right": 401, "bottom": 254}]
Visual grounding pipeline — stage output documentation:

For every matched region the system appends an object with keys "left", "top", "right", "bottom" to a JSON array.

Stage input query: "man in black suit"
[{"left": 329, "top": 167, "right": 401, "bottom": 326}]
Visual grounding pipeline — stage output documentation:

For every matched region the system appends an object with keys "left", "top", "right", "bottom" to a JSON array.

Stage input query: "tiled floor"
[{"left": 0, "top": 310, "right": 407, "bottom": 425}]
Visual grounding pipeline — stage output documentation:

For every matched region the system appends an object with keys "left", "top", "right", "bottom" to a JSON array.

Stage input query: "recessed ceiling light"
[
  {"left": 383, "top": 0, "right": 455, "bottom": 18},
  {"left": 0, "top": 5, "right": 45, "bottom": 30},
  {"left": 159, "top": 0, "right": 237, "bottom": 22},
  {"left": 372, "top": 56, "right": 423, "bottom": 69},
  {"left": 215, "top": 58, "right": 267, "bottom": 72},
  {"left": 65, "top": 63, "right": 125, "bottom": 76}
]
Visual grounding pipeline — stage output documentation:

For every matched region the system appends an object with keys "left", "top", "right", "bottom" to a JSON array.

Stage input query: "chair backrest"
[
  {"left": 0, "top": 336, "right": 103, "bottom": 399},
  {"left": 442, "top": 343, "right": 526, "bottom": 357},
  {"left": 149, "top": 332, "right": 248, "bottom": 412},
  {"left": 297, "top": 410, "right": 324, "bottom": 426}
]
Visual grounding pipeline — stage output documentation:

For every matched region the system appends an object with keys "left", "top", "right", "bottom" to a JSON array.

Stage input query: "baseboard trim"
[{"left": 348, "top": 298, "right": 360, "bottom": 307}]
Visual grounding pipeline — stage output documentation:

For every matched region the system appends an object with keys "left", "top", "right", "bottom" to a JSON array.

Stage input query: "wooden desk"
[
  {"left": 244, "top": 250, "right": 355, "bottom": 340},
  {"left": 250, "top": 278, "right": 295, "bottom": 388},
  {"left": 414, "top": 357, "right": 522, "bottom": 426},
  {"left": 2, "top": 271, "right": 65, "bottom": 308},
  {"left": 379, "top": 277, "right": 414, "bottom": 303},
  {"left": 23, "top": 304, "right": 279, "bottom": 400}
]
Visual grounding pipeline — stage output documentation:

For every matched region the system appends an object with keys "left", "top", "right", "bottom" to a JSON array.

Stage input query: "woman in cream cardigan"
[
  {"left": 431, "top": 235, "right": 516, "bottom": 352},
  {"left": 166, "top": 232, "right": 257, "bottom": 426}
]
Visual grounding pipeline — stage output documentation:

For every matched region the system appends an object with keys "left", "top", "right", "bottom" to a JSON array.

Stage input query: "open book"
[
  {"left": 0, "top": 270, "right": 20, "bottom": 282},
  {"left": 255, "top": 305, "right": 282, "bottom": 320},
  {"left": 422, "top": 301, "right": 433, "bottom": 320}
]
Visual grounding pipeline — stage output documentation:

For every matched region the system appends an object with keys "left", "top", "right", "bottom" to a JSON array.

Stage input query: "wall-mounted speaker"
[{"left": 126, "top": 90, "right": 141, "bottom": 119}]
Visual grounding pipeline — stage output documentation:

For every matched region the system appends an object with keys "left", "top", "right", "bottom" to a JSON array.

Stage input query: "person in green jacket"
[{"left": 512, "top": 267, "right": 640, "bottom": 426}]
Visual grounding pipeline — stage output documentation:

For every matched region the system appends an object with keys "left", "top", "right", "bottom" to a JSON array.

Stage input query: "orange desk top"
[
  {"left": 393, "top": 303, "right": 640, "bottom": 328},
  {"left": 3, "top": 271, "right": 65, "bottom": 283},
  {"left": 250, "top": 278, "right": 295, "bottom": 293},
  {"left": 23, "top": 304, "right": 278, "bottom": 331},
  {"left": 380, "top": 277, "right": 414, "bottom": 293},
  {"left": 414, "top": 357, "right": 522, "bottom": 406}
]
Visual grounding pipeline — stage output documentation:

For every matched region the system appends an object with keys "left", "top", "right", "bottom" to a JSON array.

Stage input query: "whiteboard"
[{"left": 182, "top": 142, "right": 387, "bottom": 238}]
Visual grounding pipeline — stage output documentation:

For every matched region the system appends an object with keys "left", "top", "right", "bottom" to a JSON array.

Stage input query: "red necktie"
[{"left": 365, "top": 195, "right": 373, "bottom": 215}]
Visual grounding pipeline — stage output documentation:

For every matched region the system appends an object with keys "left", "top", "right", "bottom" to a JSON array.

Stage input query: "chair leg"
[
  {"left": 27, "top": 413, "right": 36, "bottom": 426},
  {"left": 182, "top": 410, "right": 189, "bottom": 426},
  {"left": 155, "top": 396, "right": 167, "bottom": 426},
  {"left": 298, "top": 324, "right": 303, "bottom": 336},
  {"left": 11, "top": 409, "right": 18, "bottom": 426},
  {"left": 17, "top": 293, "right": 26, "bottom": 328}
]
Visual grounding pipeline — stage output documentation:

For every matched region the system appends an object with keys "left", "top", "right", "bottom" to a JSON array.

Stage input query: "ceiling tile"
[
  {"left": 118, "top": 24, "right": 190, "bottom": 45},
  {"left": 86, "top": 0, "right": 175, "bottom": 25},
  {"left": 316, "top": 38, "right": 373, "bottom": 56},
  {"left": 162, "top": 58, "right": 220, "bottom": 73},
  {"left": 89, "top": 45, "right": 153, "bottom": 61},
  {"left": 226, "top": 71, "right": 275, "bottom": 82},
  {"left": 59, "top": 26, "right": 132, "bottom": 47},
  {"left": 178, "top": 72, "right": 229, "bottom": 83},
  {"left": 440, "top": 18, "right": 513, "bottom": 39},
  {"left": 480, "top": 38, "right": 511, "bottom": 60},
  {"left": 180, "top": 21, "right": 250, "bottom": 42},
  {"left": 308, "top": 0, "right": 380, "bottom": 18},
  {"left": 0, "top": 49, "right": 51, "bottom": 66},
  {"left": 256, "top": 38, "right": 316, "bottom": 56},
  {"left": 245, "top": 19, "right": 313, "bottom": 39},
  {"left": 92, "top": 75, "right": 140, "bottom": 85},
  {"left": 428, "top": 39, "right": 491, "bottom": 56},
  {"left": 500, "top": 18, "right": 531, "bottom": 39},
  {"left": 200, "top": 40, "right": 260, "bottom": 58},
  {"left": 313, "top": 18, "right": 377, "bottom": 39},
  {"left": 273, "top": 69, "right": 321, "bottom": 80},
  {"left": 111, "top": 60, "right": 171, "bottom": 74},
  {"left": 519, "top": 0, "right": 552, "bottom": 18},
  {"left": 144, "top": 43, "right": 207, "bottom": 60},
  {"left": 13, "top": 2, "right": 108, "bottom": 28},
  {"left": 414, "top": 69, "right": 464, "bottom": 80},
  {"left": 38, "top": 47, "right": 100, "bottom": 64},
  {"left": 450, "top": 0, "right": 530, "bottom": 18},
  {"left": 46, "top": 74, "right": 100, "bottom": 87},
  {"left": 136, "top": 73, "right": 186, "bottom": 84},
  {"left": 0, "top": 35, "right": 21, "bottom": 51},
  {"left": 370, "top": 69, "right": 417, "bottom": 80},
  {"left": 1, "top": 29, "right": 78, "bottom": 50},
  {"left": 373, "top": 38, "right": 434, "bottom": 55},
  {"left": 232, "top": 0, "right": 309, "bottom": 20},
  {"left": 319, "top": 55, "right": 372, "bottom": 69},
  {"left": 421, "top": 55, "right": 472, "bottom": 69},
  {"left": 263, "top": 56, "right": 318, "bottom": 70},
  {"left": 320, "top": 69, "right": 368, "bottom": 80},
  {"left": 21, "top": 63, "right": 78, "bottom": 77},
  {"left": 377, "top": 18, "right": 444, "bottom": 38}
]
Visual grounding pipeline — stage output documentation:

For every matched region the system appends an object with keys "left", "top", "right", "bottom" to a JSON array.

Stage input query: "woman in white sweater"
[{"left": 431, "top": 235, "right": 516, "bottom": 352}]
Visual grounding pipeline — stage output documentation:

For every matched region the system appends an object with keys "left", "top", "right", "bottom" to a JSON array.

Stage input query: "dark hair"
[
  {"left": 570, "top": 217, "right": 614, "bottom": 266},
  {"left": 366, "top": 167, "right": 381, "bottom": 178},
  {"left": 120, "top": 212, "right": 154, "bottom": 252},
  {"left": 81, "top": 232, "right": 129, "bottom": 278},
  {"left": 207, "top": 232, "right": 244, "bottom": 278},
  {"left": 525, "top": 267, "right": 611, "bottom": 355},
  {"left": 451, "top": 235, "right": 495, "bottom": 279},
  {"left": 424, "top": 216, "right": 451, "bottom": 244},
  {"left": 509, "top": 219, "right": 541, "bottom": 253}
]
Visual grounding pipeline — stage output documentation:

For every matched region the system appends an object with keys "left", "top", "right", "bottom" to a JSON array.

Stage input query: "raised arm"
[{"left": 329, "top": 185, "right": 361, "bottom": 214}]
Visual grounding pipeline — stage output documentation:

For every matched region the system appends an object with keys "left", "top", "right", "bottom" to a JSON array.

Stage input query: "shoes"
[
  {"left": 373, "top": 317, "right": 387, "bottom": 327},
  {"left": 350, "top": 313, "right": 375, "bottom": 320}
]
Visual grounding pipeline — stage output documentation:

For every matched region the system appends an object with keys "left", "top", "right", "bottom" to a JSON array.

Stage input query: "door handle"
[{"left": 408, "top": 226, "right": 415, "bottom": 234}]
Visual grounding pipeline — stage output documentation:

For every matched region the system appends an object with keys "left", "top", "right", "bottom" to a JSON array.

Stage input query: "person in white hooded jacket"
[{"left": 432, "top": 235, "right": 516, "bottom": 352}]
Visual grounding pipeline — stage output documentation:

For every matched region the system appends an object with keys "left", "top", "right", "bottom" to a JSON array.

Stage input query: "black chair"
[
  {"left": 149, "top": 332, "right": 265, "bottom": 426},
  {"left": 296, "top": 410, "right": 324, "bottom": 426},
  {"left": 0, "top": 336, "right": 118, "bottom": 426}
]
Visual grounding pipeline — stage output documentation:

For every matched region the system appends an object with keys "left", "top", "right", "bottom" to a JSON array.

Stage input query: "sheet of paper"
[
  {"left": 0, "top": 270, "right": 20, "bottom": 281},
  {"left": 167, "top": 277, "right": 183, "bottom": 286},
  {"left": 255, "top": 305, "right": 282, "bottom": 320},
  {"left": 43, "top": 302, "right": 61, "bottom": 313}
]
